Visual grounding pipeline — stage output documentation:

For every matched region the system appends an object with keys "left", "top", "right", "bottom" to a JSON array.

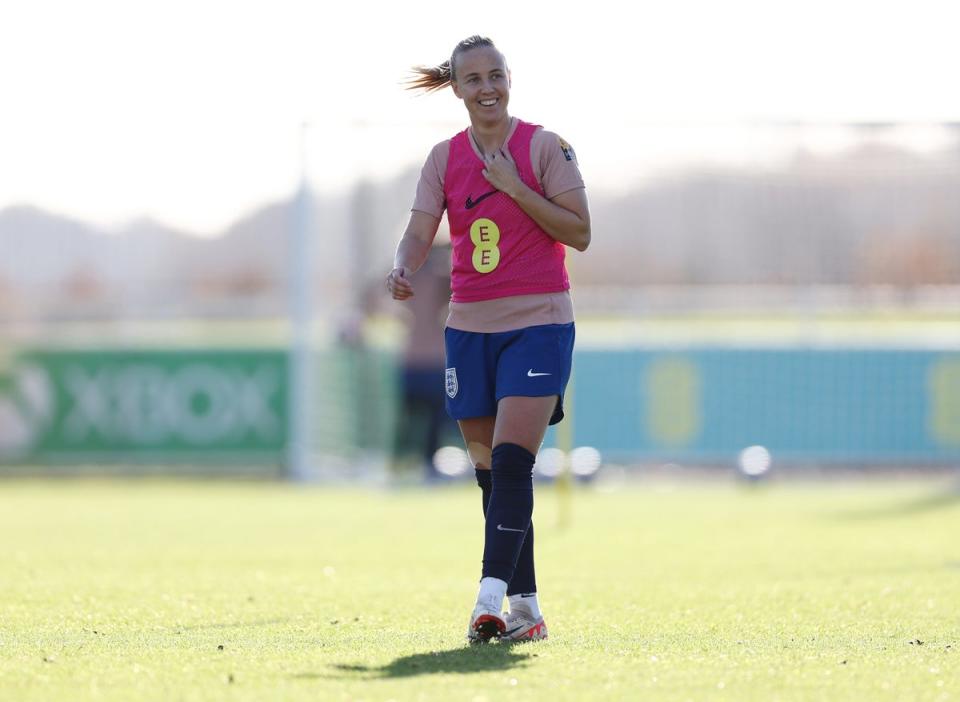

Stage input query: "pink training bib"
[{"left": 444, "top": 120, "right": 570, "bottom": 303}]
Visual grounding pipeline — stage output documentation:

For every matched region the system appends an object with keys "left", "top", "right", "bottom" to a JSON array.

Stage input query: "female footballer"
[{"left": 387, "top": 35, "right": 590, "bottom": 642}]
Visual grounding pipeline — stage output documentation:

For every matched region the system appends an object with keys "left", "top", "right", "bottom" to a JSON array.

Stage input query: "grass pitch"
[{"left": 1, "top": 475, "right": 958, "bottom": 701}]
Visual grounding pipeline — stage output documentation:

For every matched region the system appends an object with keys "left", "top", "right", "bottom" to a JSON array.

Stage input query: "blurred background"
[{"left": 2, "top": 0, "right": 959, "bottom": 480}]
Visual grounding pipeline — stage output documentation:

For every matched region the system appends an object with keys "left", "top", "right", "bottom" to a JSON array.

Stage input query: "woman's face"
[{"left": 451, "top": 47, "right": 511, "bottom": 126}]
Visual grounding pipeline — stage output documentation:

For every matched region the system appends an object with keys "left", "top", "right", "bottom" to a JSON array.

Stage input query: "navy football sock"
[
  {"left": 475, "top": 468, "right": 492, "bottom": 516},
  {"left": 507, "top": 521, "right": 537, "bottom": 596},
  {"left": 477, "top": 466, "right": 536, "bottom": 594},
  {"left": 482, "top": 443, "right": 535, "bottom": 584}
]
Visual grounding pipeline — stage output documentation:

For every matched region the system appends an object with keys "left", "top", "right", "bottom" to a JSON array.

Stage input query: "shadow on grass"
[
  {"left": 299, "top": 642, "right": 532, "bottom": 680},
  {"left": 834, "top": 482, "right": 960, "bottom": 521}
]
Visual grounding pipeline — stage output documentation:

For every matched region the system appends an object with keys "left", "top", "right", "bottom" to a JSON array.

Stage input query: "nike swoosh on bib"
[{"left": 465, "top": 190, "right": 497, "bottom": 209}]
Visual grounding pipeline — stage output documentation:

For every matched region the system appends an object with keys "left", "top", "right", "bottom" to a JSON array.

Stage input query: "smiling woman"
[{"left": 385, "top": 35, "right": 590, "bottom": 645}]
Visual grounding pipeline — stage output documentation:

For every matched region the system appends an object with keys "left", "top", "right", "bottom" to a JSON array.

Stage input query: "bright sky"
[{"left": 2, "top": 0, "right": 958, "bottom": 234}]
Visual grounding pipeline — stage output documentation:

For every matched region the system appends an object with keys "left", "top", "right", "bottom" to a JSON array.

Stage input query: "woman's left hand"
[{"left": 481, "top": 148, "right": 524, "bottom": 199}]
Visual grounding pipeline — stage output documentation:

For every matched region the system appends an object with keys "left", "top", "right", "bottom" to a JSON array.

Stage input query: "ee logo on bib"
[{"left": 470, "top": 218, "right": 501, "bottom": 273}]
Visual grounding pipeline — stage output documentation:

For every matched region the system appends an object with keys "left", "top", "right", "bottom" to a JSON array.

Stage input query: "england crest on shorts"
[{"left": 445, "top": 367, "right": 458, "bottom": 398}]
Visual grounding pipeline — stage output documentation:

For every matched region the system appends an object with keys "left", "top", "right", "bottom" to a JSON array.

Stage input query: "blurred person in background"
[
  {"left": 395, "top": 243, "right": 456, "bottom": 480},
  {"left": 387, "top": 35, "right": 590, "bottom": 643}
]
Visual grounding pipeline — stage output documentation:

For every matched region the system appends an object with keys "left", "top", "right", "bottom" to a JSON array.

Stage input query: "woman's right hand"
[{"left": 387, "top": 266, "right": 413, "bottom": 300}]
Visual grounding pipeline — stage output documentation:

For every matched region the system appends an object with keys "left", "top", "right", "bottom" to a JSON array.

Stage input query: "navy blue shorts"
[{"left": 444, "top": 323, "right": 575, "bottom": 425}]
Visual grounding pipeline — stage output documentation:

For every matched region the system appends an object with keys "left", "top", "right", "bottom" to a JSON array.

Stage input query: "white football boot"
[
  {"left": 501, "top": 605, "right": 548, "bottom": 642},
  {"left": 466, "top": 603, "right": 506, "bottom": 643},
  {"left": 466, "top": 577, "right": 509, "bottom": 643}
]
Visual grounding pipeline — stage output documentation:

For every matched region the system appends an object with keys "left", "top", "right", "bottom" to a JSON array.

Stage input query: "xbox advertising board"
[{"left": 0, "top": 350, "right": 287, "bottom": 467}]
